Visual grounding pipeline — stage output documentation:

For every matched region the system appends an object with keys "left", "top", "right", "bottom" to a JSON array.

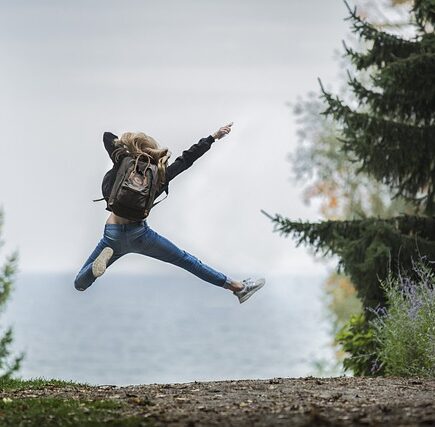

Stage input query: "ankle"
[{"left": 228, "top": 280, "right": 244, "bottom": 292}]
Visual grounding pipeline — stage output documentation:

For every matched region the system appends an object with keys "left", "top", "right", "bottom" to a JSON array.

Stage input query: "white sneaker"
[
  {"left": 233, "top": 277, "right": 266, "bottom": 304},
  {"left": 92, "top": 247, "right": 114, "bottom": 278}
]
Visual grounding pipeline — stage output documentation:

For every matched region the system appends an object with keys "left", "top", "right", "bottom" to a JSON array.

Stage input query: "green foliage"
[
  {"left": 336, "top": 313, "right": 381, "bottom": 376},
  {"left": 271, "top": 0, "right": 435, "bottom": 302},
  {"left": 333, "top": 256, "right": 435, "bottom": 378},
  {"left": 288, "top": 4, "right": 418, "bottom": 377},
  {"left": 279, "top": 0, "right": 435, "bottom": 377},
  {"left": 319, "top": 81, "right": 435, "bottom": 213},
  {"left": 263, "top": 211, "right": 435, "bottom": 309},
  {"left": 290, "top": 91, "right": 415, "bottom": 221},
  {"left": 0, "top": 377, "right": 84, "bottom": 391},
  {"left": 0, "top": 398, "right": 146, "bottom": 427},
  {"left": 343, "top": 2, "right": 427, "bottom": 70},
  {"left": 0, "top": 209, "right": 23, "bottom": 379},
  {"left": 412, "top": 0, "right": 435, "bottom": 28},
  {"left": 370, "top": 258, "right": 435, "bottom": 376},
  {"left": 0, "top": 379, "right": 148, "bottom": 426},
  {"left": 321, "top": 1, "right": 435, "bottom": 214}
]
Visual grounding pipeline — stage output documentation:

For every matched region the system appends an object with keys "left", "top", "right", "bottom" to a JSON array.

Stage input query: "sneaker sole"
[
  {"left": 239, "top": 278, "right": 266, "bottom": 304},
  {"left": 92, "top": 247, "right": 114, "bottom": 278}
]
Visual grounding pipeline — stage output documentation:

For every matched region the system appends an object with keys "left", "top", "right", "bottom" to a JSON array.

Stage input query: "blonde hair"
[{"left": 112, "top": 132, "right": 171, "bottom": 187}]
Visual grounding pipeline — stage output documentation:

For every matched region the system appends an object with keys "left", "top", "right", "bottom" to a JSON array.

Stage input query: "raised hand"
[{"left": 212, "top": 122, "right": 233, "bottom": 140}]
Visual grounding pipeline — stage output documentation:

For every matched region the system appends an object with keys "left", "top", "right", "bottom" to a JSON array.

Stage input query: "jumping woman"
[{"left": 74, "top": 123, "right": 266, "bottom": 303}]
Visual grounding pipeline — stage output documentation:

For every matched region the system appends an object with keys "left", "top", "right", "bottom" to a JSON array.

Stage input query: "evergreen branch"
[
  {"left": 344, "top": 41, "right": 419, "bottom": 71},
  {"left": 320, "top": 90, "right": 435, "bottom": 203},
  {"left": 264, "top": 212, "right": 435, "bottom": 308},
  {"left": 343, "top": 0, "right": 416, "bottom": 48},
  {"left": 347, "top": 70, "right": 435, "bottom": 126},
  {"left": 317, "top": 77, "right": 326, "bottom": 97},
  {"left": 322, "top": 86, "right": 434, "bottom": 131},
  {"left": 412, "top": 0, "right": 435, "bottom": 29},
  {"left": 260, "top": 209, "right": 275, "bottom": 221},
  {"left": 264, "top": 214, "right": 336, "bottom": 256},
  {"left": 341, "top": 2, "right": 431, "bottom": 71},
  {"left": 0, "top": 251, "right": 18, "bottom": 310},
  {"left": 0, "top": 328, "right": 14, "bottom": 364},
  {"left": 342, "top": 0, "right": 355, "bottom": 21},
  {"left": 372, "top": 52, "right": 435, "bottom": 126},
  {"left": 268, "top": 214, "right": 435, "bottom": 243}
]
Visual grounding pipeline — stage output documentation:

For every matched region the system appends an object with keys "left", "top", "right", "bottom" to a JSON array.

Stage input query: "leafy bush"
[
  {"left": 370, "top": 258, "right": 435, "bottom": 377},
  {"left": 337, "top": 257, "right": 435, "bottom": 377},
  {"left": 336, "top": 312, "right": 381, "bottom": 376}
]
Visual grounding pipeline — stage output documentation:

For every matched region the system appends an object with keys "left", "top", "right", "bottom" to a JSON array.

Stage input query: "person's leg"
[
  {"left": 131, "top": 225, "right": 242, "bottom": 290},
  {"left": 74, "top": 238, "right": 123, "bottom": 291}
]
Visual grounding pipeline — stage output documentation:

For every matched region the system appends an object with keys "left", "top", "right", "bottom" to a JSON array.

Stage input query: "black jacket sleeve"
[
  {"left": 103, "top": 132, "right": 119, "bottom": 162},
  {"left": 156, "top": 134, "right": 216, "bottom": 196},
  {"left": 165, "top": 135, "right": 215, "bottom": 182}
]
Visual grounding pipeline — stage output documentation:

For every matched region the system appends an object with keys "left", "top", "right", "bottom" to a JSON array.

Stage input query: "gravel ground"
[{"left": 2, "top": 377, "right": 434, "bottom": 426}]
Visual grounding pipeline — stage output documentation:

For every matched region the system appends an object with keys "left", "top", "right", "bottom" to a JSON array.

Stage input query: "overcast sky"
[{"left": 0, "top": 0, "right": 350, "bottom": 279}]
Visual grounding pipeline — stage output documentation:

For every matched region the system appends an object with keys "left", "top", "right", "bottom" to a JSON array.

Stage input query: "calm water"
[{"left": 3, "top": 272, "right": 334, "bottom": 386}]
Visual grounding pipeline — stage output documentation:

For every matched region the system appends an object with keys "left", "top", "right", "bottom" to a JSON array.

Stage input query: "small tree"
[{"left": 0, "top": 209, "right": 23, "bottom": 378}]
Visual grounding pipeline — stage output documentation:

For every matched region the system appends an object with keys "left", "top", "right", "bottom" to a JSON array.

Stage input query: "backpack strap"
[
  {"left": 93, "top": 197, "right": 105, "bottom": 202},
  {"left": 151, "top": 191, "right": 168, "bottom": 208},
  {"left": 144, "top": 189, "right": 168, "bottom": 218},
  {"left": 131, "top": 153, "right": 152, "bottom": 179}
]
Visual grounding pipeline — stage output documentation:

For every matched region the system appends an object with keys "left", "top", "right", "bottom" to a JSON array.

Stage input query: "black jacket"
[{"left": 101, "top": 132, "right": 216, "bottom": 211}]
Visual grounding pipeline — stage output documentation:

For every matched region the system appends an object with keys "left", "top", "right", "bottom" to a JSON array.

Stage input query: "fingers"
[
  {"left": 214, "top": 122, "right": 233, "bottom": 139},
  {"left": 221, "top": 122, "right": 233, "bottom": 133}
]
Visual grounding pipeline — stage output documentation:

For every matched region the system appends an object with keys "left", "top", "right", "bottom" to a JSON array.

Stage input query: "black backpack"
[{"left": 96, "top": 154, "right": 165, "bottom": 221}]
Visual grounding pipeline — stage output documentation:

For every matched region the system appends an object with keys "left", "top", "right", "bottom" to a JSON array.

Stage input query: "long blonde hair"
[{"left": 112, "top": 132, "right": 171, "bottom": 187}]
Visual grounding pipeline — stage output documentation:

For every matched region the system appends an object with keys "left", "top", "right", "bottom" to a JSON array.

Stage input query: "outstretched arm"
[{"left": 165, "top": 122, "right": 233, "bottom": 183}]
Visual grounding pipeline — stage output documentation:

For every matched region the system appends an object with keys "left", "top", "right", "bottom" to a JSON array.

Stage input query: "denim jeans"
[{"left": 74, "top": 220, "right": 232, "bottom": 291}]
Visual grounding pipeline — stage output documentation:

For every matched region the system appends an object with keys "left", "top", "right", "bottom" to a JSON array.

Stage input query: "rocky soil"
[{"left": 1, "top": 376, "right": 434, "bottom": 426}]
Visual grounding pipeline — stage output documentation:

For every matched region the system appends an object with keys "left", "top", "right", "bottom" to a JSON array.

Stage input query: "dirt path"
[{"left": 2, "top": 377, "right": 434, "bottom": 426}]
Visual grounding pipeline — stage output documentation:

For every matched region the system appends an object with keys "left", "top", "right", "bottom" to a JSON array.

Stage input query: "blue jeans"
[{"left": 74, "top": 220, "right": 232, "bottom": 291}]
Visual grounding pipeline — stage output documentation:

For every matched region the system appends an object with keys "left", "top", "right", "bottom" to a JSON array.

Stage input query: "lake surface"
[{"left": 3, "top": 272, "right": 334, "bottom": 386}]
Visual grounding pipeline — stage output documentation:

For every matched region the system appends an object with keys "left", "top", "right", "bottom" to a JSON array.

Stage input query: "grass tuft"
[
  {"left": 0, "top": 397, "right": 147, "bottom": 426},
  {"left": 0, "top": 377, "right": 86, "bottom": 391}
]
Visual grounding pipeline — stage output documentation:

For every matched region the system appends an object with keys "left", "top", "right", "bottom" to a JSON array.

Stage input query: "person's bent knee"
[
  {"left": 74, "top": 278, "right": 88, "bottom": 292},
  {"left": 74, "top": 282, "right": 86, "bottom": 291}
]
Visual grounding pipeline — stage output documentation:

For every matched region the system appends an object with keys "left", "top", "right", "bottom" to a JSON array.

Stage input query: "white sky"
[{"left": 0, "top": 0, "right": 350, "bottom": 278}]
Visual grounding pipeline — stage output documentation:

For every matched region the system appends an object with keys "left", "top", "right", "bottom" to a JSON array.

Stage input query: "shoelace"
[
  {"left": 234, "top": 278, "right": 255, "bottom": 295},
  {"left": 240, "top": 279, "right": 254, "bottom": 293},
  {"left": 234, "top": 284, "right": 246, "bottom": 295}
]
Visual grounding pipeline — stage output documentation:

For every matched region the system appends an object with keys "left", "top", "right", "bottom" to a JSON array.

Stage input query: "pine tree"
[
  {"left": 322, "top": 1, "right": 435, "bottom": 214},
  {"left": 0, "top": 209, "right": 23, "bottom": 378},
  {"left": 265, "top": 0, "right": 435, "bottom": 311},
  {"left": 289, "top": 3, "right": 418, "bottom": 358}
]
